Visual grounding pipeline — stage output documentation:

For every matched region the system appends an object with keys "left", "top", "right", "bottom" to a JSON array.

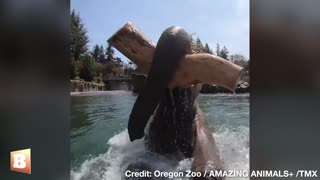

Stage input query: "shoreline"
[
  {"left": 70, "top": 90, "right": 130, "bottom": 96},
  {"left": 70, "top": 90, "right": 249, "bottom": 96}
]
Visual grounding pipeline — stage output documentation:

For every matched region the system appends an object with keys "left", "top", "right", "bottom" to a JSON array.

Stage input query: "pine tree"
[
  {"left": 220, "top": 46, "right": 229, "bottom": 60},
  {"left": 79, "top": 54, "right": 95, "bottom": 82},
  {"left": 105, "top": 43, "right": 115, "bottom": 62},
  {"left": 196, "top": 37, "right": 204, "bottom": 52},
  {"left": 230, "top": 54, "right": 246, "bottom": 63},
  {"left": 98, "top": 45, "right": 106, "bottom": 63},
  {"left": 91, "top": 44, "right": 101, "bottom": 62},
  {"left": 204, "top": 43, "right": 213, "bottom": 54},
  {"left": 216, "top": 43, "right": 221, "bottom": 57},
  {"left": 70, "top": 10, "right": 89, "bottom": 61},
  {"left": 70, "top": 10, "right": 89, "bottom": 78},
  {"left": 91, "top": 45, "right": 106, "bottom": 63}
]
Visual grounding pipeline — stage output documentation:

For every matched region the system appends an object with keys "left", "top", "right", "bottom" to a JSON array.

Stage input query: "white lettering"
[{"left": 13, "top": 154, "right": 26, "bottom": 169}]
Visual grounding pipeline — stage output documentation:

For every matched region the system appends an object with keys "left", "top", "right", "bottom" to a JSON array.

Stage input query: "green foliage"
[
  {"left": 220, "top": 46, "right": 229, "bottom": 60},
  {"left": 191, "top": 37, "right": 205, "bottom": 53},
  {"left": 75, "top": 60, "right": 83, "bottom": 76},
  {"left": 69, "top": 14, "right": 248, "bottom": 84},
  {"left": 98, "top": 45, "right": 106, "bottom": 63},
  {"left": 230, "top": 54, "right": 246, "bottom": 63},
  {"left": 124, "top": 64, "right": 135, "bottom": 77},
  {"left": 94, "top": 62, "right": 105, "bottom": 76},
  {"left": 196, "top": 38, "right": 204, "bottom": 51},
  {"left": 233, "top": 59, "right": 247, "bottom": 67},
  {"left": 79, "top": 54, "right": 95, "bottom": 82},
  {"left": 105, "top": 43, "right": 115, "bottom": 62},
  {"left": 70, "top": 10, "right": 89, "bottom": 78},
  {"left": 70, "top": 58, "right": 83, "bottom": 78},
  {"left": 92, "top": 73, "right": 104, "bottom": 85},
  {"left": 91, "top": 44, "right": 106, "bottom": 63},
  {"left": 90, "top": 44, "right": 128, "bottom": 80},
  {"left": 204, "top": 43, "right": 213, "bottom": 54},
  {"left": 191, "top": 37, "right": 215, "bottom": 55},
  {"left": 101, "top": 61, "right": 124, "bottom": 78},
  {"left": 70, "top": 10, "right": 89, "bottom": 61},
  {"left": 70, "top": 10, "right": 127, "bottom": 82},
  {"left": 216, "top": 43, "right": 221, "bottom": 57},
  {"left": 91, "top": 44, "right": 101, "bottom": 62}
]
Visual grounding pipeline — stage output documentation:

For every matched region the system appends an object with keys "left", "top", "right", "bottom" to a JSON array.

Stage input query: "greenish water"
[{"left": 71, "top": 91, "right": 249, "bottom": 180}]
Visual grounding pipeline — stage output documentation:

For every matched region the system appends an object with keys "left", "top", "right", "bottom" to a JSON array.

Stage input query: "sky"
[{"left": 71, "top": 0, "right": 249, "bottom": 62}]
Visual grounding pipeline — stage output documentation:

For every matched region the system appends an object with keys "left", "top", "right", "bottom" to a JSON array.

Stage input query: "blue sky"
[{"left": 71, "top": 0, "right": 249, "bottom": 62}]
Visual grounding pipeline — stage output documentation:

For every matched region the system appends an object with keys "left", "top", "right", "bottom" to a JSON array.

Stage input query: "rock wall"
[
  {"left": 70, "top": 80, "right": 106, "bottom": 92},
  {"left": 106, "top": 81, "right": 133, "bottom": 91},
  {"left": 200, "top": 81, "right": 249, "bottom": 94}
]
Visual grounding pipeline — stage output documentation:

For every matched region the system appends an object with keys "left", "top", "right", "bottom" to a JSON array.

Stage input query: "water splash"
[{"left": 71, "top": 126, "right": 249, "bottom": 180}]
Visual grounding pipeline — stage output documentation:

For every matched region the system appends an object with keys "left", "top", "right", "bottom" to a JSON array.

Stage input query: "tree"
[
  {"left": 230, "top": 54, "right": 246, "bottom": 63},
  {"left": 216, "top": 43, "right": 221, "bottom": 57},
  {"left": 196, "top": 38, "right": 204, "bottom": 52},
  {"left": 105, "top": 43, "right": 115, "bottom": 62},
  {"left": 70, "top": 10, "right": 89, "bottom": 78},
  {"left": 70, "top": 10, "right": 89, "bottom": 61},
  {"left": 220, "top": 46, "right": 229, "bottom": 60},
  {"left": 98, "top": 45, "right": 106, "bottom": 63},
  {"left": 124, "top": 64, "right": 134, "bottom": 77},
  {"left": 231, "top": 55, "right": 247, "bottom": 67},
  {"left": 91, "top": 44, "right": 106, "bottom": 63},
  {"left": 79, "top": 54, "right": 95, "bottom": 82},
  {"left": 91, "top": 44, "right": 101, "bottom": 62},
  {"left": 191, "top": 37, "right": 206, "bottom": 53},
  {"left": 115, "top": 57, "right": 122, "bottom": 64},
  {"left": 94, "top": 62, "right": 105, "bottom": 77},
  {"left": 204, "top": 43, "right": 213, "bottom": 54}
]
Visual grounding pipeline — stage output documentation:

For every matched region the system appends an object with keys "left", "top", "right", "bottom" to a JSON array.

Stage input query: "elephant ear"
[{"left": 128, "top": 26, "right": 192, "bottom": 141}]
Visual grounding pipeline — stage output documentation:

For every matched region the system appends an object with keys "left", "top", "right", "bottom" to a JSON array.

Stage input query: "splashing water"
[
  {"left": 71, "top": 92, "right": 249, "bottom": 180},
  {"left": 71, "top": 127, "right": 249, "bottom": 180}
]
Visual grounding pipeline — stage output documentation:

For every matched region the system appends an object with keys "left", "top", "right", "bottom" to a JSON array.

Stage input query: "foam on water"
[{"left": 71, "top": 126, "right": 249, "bottom": 180}]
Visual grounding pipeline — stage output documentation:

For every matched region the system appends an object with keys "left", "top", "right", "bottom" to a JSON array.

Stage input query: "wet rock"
[
  {"left": 70, "top": 80, "right": 106, "bottom": 92},
  {"left": 200, "top": 81, "right": 249, "bottom": 94}
]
